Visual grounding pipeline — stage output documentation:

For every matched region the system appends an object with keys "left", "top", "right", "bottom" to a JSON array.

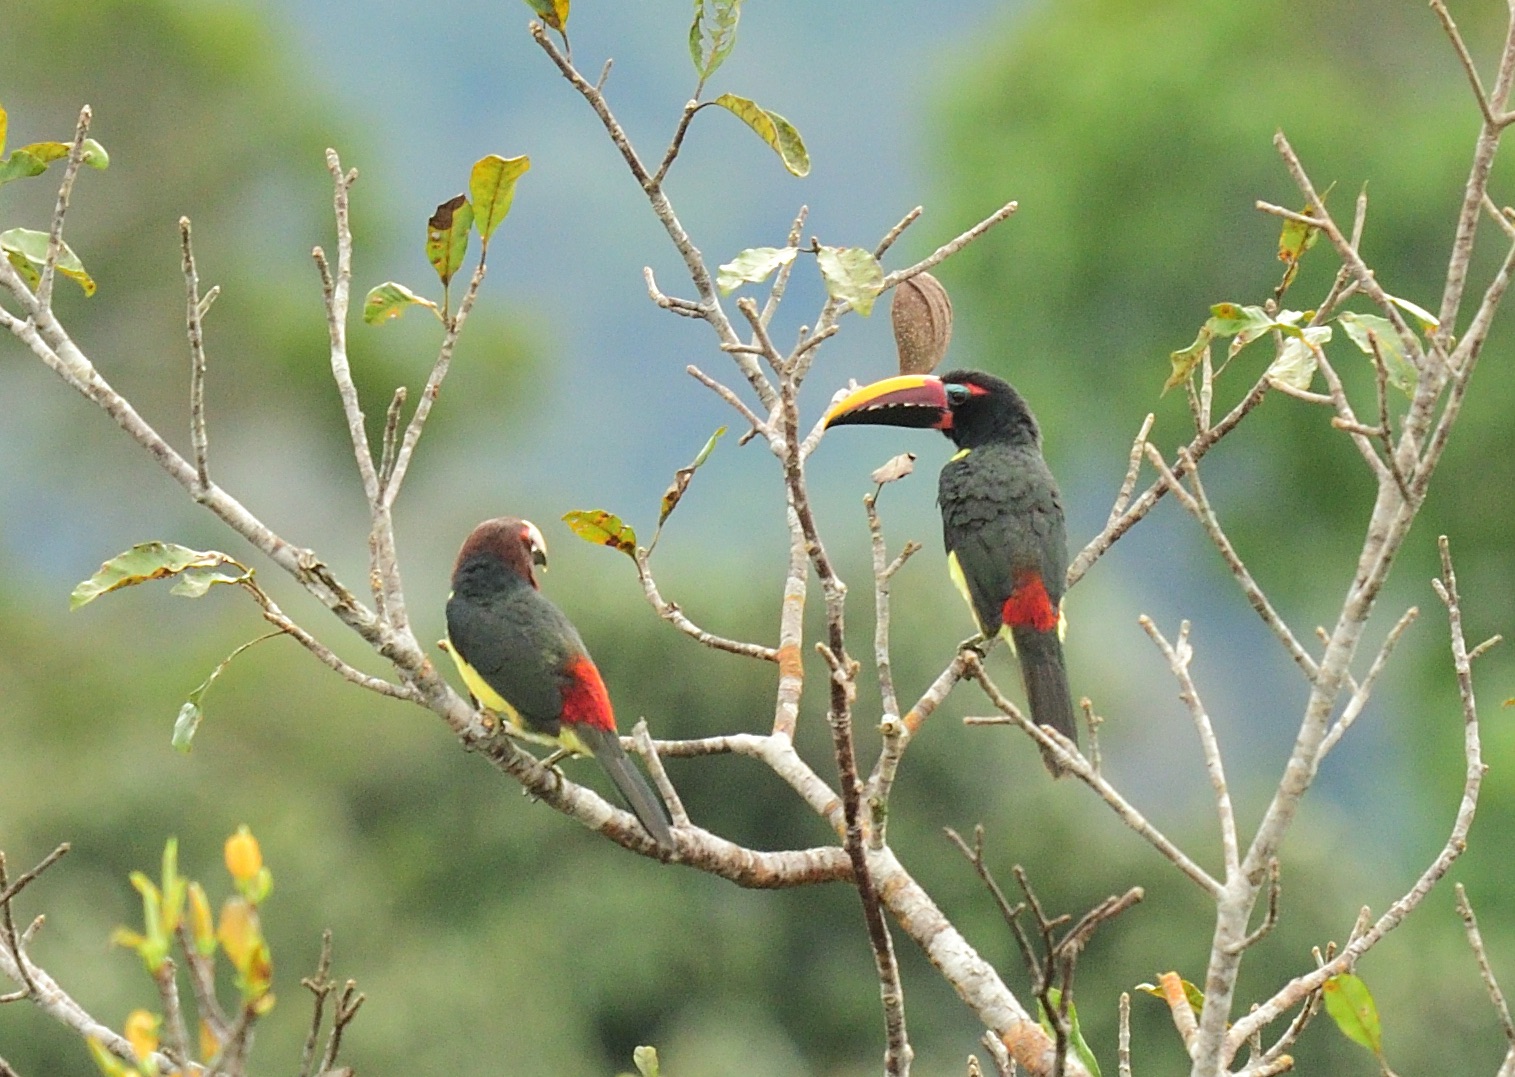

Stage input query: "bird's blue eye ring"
[{"left": 945, "top": 383, "right": 972, "bottom": 405}]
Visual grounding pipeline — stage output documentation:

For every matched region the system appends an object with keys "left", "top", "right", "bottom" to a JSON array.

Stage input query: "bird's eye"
[{"left": 945, "top": 384, "right": 972, "bottom": 406}]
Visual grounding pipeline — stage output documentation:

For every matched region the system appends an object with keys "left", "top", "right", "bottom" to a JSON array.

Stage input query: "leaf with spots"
[
  {"left": 363, "top": 281, "right": 439, "bottom": 324},
  {"left": 817, "top": 245, "right": 884, "bottom": 316},
  {"left": 563, "top": 510, "right": 638, "bottom": 559},
  {"left": 658, "top": 426, "right": 727, "bottom": 529},
  {"left": 426, "top": 194, "right": 473, "bottom": 289},
  {"left": 689, "top": 0, "right": 741, "bottom": 87},
  {"left": 711, "top": 93, "right": 809, "bottom": 177}
]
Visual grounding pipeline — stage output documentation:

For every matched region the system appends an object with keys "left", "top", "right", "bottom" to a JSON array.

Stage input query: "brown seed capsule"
[{"left": 891, "top": 271, "right": 953, "bottom": 375}]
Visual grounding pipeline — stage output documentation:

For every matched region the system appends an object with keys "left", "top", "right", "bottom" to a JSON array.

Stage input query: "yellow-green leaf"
[
  {"left": 562, "top": 510, "right": 637, "bottom": 558},
  {"left": 632, "top": 1045, "right": 661, "bottom": 1077},
  {"left": 1165, "top": 324, "right": 1212, "bottom": 394},
  {"left": 0, "top": 149, "right": 48, "bottom": 187},
  {"left": 426, "top": 194, "right": 474, "bottom": 288},
  {"left": 816, "top": 245, "right": 884, "bottom": 316},
  {"left": 0, "top": 104, "right": 7, "bottom": 157},
  {"left": 1323, "top": 973, "right": 1385, "bottom": 1058},
  {"left": 523, "top": 0, "right": 569, "bottom": 31},
  {"left": 1134, "top": 976, "right": 1205, "bottom": 1014},
  {"left": 0, "top": 227, "right": 97, "bottom": 295},
  {"left": 363, "top": 281, "right": 439, "bottom": 325},
  {"left": 469, "top": 154, "right": 530, "bottom": 246},
  {"left": 71, "top": 542, "right": 245, "bottom": 610},
  {"left": 716, "top": 245, "right": 797, "bottom": 294},
  {"left": 1386, "top": 292, "right": 1440, "bottom": 333},
  {"left": 711, "top": 93, "right": 809, "bottom": 177}
]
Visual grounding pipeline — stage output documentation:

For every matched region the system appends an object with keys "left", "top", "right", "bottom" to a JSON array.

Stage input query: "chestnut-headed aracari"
[
  {"left": 824, "top": 370, "right": 1077, "bottom": 773},
  {"left": 445, "top": 516, "right": 675, "bottom": 848}
]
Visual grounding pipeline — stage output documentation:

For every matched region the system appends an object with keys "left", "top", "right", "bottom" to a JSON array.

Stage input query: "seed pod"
[{"left": 891, "top": 271, "right": 953, "bottom": 375}]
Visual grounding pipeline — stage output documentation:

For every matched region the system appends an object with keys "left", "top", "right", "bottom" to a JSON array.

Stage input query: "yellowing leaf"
[
  {"left": 426, "top": 194, "right": 474, "bottom": 288},
  {"left": 71, "top": 542, "right": 245, "bottom": 610},
  {"left": 363, "top": 281, "right": 439, "bottom": 324},
  {"left": 563, "top": 510, "right": 638, "bottom": 558},
  {"left": 0, "top": 104, "right": 7, "bottom": 157},
  {"left": 816, "top": 245, "right": 884, "bottom": 316},
  {"left": 1386, "top": 292, "right": 1440, "bottom": 333},
  {"left": 1165, "top": 325, "right": 1212, "bottom": 394},
  {"left": 717, "top": 245, "right": 798, "bottom": 294},
  {"left": 470, "top": 154, "right": 530, "bottom": 246},
  {"left": 0, "top": 226, "right": 96, "bottom": 295},
  {"left": 711, "top": 93, "right": 810, "bottom": 177},
  {"left": 1323, "top": 973, "right": 1385, "bottom": 1058},
  {"left": 659, "top": 427, "right": 727, "bottom": 527}
]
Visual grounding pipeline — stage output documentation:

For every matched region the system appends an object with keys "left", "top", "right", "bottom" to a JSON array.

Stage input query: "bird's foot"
[{"left": 956, "top": 633, "right": 991, "bottom": 658}]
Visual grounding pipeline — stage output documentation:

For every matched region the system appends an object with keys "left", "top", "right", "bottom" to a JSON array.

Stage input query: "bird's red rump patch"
[
  {"left": 1001, "top": 573, "right": 1059, "bottom": 633},
  {"left": 560, "top": 655, "right": 617, "bottom": 732}
]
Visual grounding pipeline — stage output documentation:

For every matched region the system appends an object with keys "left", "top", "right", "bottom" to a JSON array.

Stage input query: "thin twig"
[
  {"left": 1455, "top": 884, "right": 1515, "bottom": 1052},
  {"left": 1139, "top": 616, "right": 1239, "bottom": 880},
  {"left": 299, "top": 931, "right": 336, "bottom": 1077},
  {"left": 1320, "top": 606, "right": 1419, "bottom": 758},
  {"left": 180, "top": 218, "right": 212, "bottom": 493},
  {"left": 35, "top": 107, "right": 92, "bottom": 314}
]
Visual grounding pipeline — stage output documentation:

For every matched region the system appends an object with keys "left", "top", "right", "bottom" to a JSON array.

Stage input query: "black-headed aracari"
[
  {"left": 824, "top": 370, "right": 1077, "bottom": 773},
  {"left": 445, "top": 516, "right": 675, "bottom": 848}
]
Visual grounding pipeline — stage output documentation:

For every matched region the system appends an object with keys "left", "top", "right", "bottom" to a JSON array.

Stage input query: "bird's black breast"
[{"left": 938, "top": 443, "right": 1068, "bottom": 632}]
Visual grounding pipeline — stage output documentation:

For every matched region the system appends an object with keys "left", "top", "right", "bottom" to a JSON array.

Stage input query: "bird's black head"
[
  {"left": 824, "top": 369, "right": 1040, "bottom": 450},
  {"left": 937, "top": 369, "right": 1040, "bottom": 450},
  {"left": 452, "top": 517, "right": 548, "bottom": 593}
]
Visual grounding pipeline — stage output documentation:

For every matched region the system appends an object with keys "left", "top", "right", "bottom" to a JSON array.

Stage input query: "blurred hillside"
[{"left": 3, "top": 1, "right": 1513, "bottom": 1074}]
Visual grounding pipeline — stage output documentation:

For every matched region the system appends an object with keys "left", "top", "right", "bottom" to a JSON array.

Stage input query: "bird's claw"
[{"left": 957, "top": 633, "right": 991, "bottom": 658}]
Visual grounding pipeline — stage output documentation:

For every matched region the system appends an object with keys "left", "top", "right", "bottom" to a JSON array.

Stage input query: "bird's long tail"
[
  {"left": 576, "top": 724, "right": 675, "bottom": 850},
  {"left": 1009, "top": 625, "right": 1078, "bottom": 777}
]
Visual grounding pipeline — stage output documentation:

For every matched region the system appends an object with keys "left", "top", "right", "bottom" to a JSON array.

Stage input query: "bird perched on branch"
[
  {"left": 824, "top": 370, "right": 1077, "bottom": 774},
  {"left": 445, "top": 516, "right": 675, "bottom": 848}
]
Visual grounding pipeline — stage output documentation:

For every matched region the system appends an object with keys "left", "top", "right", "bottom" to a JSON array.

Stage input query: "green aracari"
[{"left": 824, "top": 370, "right": 1076, "bottom": 773}]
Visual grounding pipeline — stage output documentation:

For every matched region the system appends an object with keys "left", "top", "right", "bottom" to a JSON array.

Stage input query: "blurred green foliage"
[{"left": 3, "top": 1, "right": 1515, "bottom": 1075}]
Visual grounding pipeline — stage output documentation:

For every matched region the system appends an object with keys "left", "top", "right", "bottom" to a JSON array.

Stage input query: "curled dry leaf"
[
  {"left": 891, "top": 271, "right": 953, "bottom": 375},
  {"left": 871, "top": 452, "right": 917, "bottom": 485}
]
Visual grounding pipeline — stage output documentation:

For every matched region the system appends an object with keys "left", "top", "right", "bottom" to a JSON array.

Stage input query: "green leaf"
[
  {"left": 816, "top": 245, "right": 884, "bottom": 315},
  {"left": 1036, "top": 989, "right": 1102, "bottom": 1077},
  {"left": 80, "top": 138, "right": 109, "bottom": 170},
  {"left": 0, "top": 227, "right": 97, "bottom": 296},
  {"left": 716, "top": 245, "right": 798, "bottom": 294},
  {"left": 363, "top": 281, "right": 439, "bottom": 325},
  {"left": 426, "top": 194, "right": 474, "bottom": 288},
  {"left": 563, "top": 510, "right": 638, "bottom": 558},
  {"left": 1165, "top": 324, "right": 1212, "bottom": 394},
  {"left": 71, "top": 542, "right": 245, "bottom": 610},
  {"left": 173, "top": 632, "right": 282, "bottom": 753},
  {"left": 1266, "top": 325, "right": 1330, "bottom": 391},
  {"left": 0, "top": 149, "right": 48, "bottom": 187},
  {"left": 1386, "top": 292, "right": 1439, "bottom": 333},
  {"left": 1338, "top": 311, "right": 1416, "bottom": 395},
  {"left": 469, "top": 154, "right": 530, "bottom": 247},
  {"left": 711, "top": 93, "right": 810, "bottom": 177},
  {"left": 523, "top": 0, "right": 569, "bottom": 30},
  {"left": 659, "top": 426, "right": 727, "bottom": 527},
  {"left": 1323, "top": 973, "right": 1385, "bottom": 1058},
  {"left": 689, "top": 0, "right": 741, "bottom": 83}
]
